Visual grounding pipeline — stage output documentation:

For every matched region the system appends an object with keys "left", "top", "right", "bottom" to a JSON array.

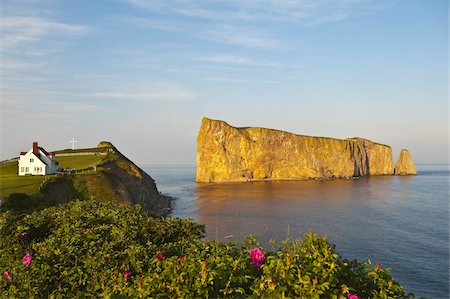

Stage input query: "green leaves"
[{"left": 0, "top": 200, "right": 412, "bottom": 298}]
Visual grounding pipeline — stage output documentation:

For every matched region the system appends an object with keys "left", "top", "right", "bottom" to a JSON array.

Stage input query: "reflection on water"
[
  {"left": 194, "top": 177, "right": 408, "bottom": 243},
  {"left": 194, "top": 177, "right": 397, "bottom": 243},
  {"left": 145, "top": 165, "right": 449, "bottom": 298}
]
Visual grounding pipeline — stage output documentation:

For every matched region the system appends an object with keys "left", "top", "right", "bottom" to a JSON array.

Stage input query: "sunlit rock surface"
[
  {"left": 196, "top": 117, "right": 395, "bottom": 183},
  {"left": 394, "top": 149, "right": 417, "bottom": 175}
]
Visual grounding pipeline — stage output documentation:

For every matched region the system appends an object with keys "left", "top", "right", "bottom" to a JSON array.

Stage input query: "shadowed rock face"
[
  {"left": 96, "top": 143, "right": 172, "bottom": 216},
  {"left": 395, "top": 149, "right": 417, "bottom": 175},
  {"left": 196, "top": 117, "right": 395, "bottom": 183}
]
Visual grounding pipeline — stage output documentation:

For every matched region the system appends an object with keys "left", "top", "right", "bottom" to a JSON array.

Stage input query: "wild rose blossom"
[
  {"left": 179, "top": 256, "right": 184, "bottom": 264},
  {"left": 3, "top": 272, "right": 12, "bottom": 281},
  {"left": 347, "top": 293, "right": 359, "bottom": 299},
  {"left": 137, "top": 277, "right": 143, "bottom": 287},
  {"left": 155, "top": 252, "right": 164, "bottom": 260},
  {"left": 249, "top": 247, "right": 265, "bottom": 267},
  {"left": 124, "top": 272, "right": 130, "bottom": 280},
  {"left": 22, "top": 253, "right": 32, "bottom": 266}
]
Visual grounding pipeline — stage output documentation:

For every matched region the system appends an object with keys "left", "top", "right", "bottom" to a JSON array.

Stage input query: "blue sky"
[{"left": 0, "top": 0, "right": 448, "bottom": 164}]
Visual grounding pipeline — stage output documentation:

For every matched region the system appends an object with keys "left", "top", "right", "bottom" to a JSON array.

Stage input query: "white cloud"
[
  {"left": 203, "top": 26, "right": 278, "bottom": 48},
  {"left": 204, "top": 77, "right": 248, "bottom": 83},
  {"left": 120, "top": 1, "right": 393, "bottom": 49},
  {"left": 0, "top": 16, "right": 88, "bottom": 51},
  {"left": 120, "top": 17, "right": 183, "bottom": 32},
  {"left": 203, "top": 54, "right": 283, "bottom": 67},
  {"left": 0, "top": 58, "right": 43, "bottom": 70},
  {"left": 60, "top": 103, "right": 98, "bottom": 112},
  {"left": 203, "top": 54, "right": 252, "bottom": 65},
  {"left": 82, "top": 86, "right": 195, "bottom": 102},
  {"left": 1, "top": 93, "right": 98, "bottom": 115},
  {"left": 122, "top": 0, "right": 388, "bottom": 25},
  {"left": 120, "top": 16, "right": 279, "bottom": 48},
  {"left": 0, "top": 15, "right": 88, "bottom": 75}
]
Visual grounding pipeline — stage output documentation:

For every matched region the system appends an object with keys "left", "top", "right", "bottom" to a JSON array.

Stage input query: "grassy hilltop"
[
  {"left": 0, "top": 153, "right": 103, "bottom": 198},
  {"left": 0, "top": 142, "right": 171, "bottom": 216}
]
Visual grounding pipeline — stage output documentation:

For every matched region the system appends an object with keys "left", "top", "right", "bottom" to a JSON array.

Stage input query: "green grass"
[
  {"left": 54, "top": 147, "right": 109, "bottom": 154},
  {"left": 57, "top": 155, "right": 103, "bottom": 170},
  {"left": 0, "top": 155, "right": 104, "bottom": 199},
  {"left": 0, "top": 163, "right": 49, "bottom": 198},
  {"left": 0, "top": 175, "right": 50, "bottom": 198},
  {"left": 0, "top": 162, "right": 17, "bottom": 176}
]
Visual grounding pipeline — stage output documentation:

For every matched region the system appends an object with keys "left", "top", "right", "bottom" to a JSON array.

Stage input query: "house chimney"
[{"left": 33, "top": 141, "right": 39, "bottom": 155}]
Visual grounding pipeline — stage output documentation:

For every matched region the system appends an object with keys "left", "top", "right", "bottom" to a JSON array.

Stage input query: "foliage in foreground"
[{"left": 0, "top": 200, "right": 416, "bottom": 298}]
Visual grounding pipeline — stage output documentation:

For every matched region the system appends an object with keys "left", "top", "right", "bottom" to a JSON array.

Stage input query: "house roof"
[
  {"left": 39, "top": 147, "right": 50, "bottom": 156},
  {"left": 31, "top": 153, "right": 46, "bottom": 165},
  {"left": 21, "top": 142, "right": 53, "bottom": 158}
]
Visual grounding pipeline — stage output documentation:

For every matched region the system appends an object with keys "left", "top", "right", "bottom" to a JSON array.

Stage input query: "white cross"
[{"left": 69, "top": 138, "right": 78, "bottom": 150}]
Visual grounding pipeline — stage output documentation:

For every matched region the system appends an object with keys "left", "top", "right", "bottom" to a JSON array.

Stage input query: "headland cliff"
[{"left": 196, "top": 117, "right": 399, "bottom": 183}]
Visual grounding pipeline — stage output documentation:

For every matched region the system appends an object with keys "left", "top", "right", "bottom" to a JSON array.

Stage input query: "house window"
[
  {"left": 25, "top": 167, "right": 29, "bottom": 172},
  {"left": 30, "top": 158, "right": 34, "bottom": 162}
]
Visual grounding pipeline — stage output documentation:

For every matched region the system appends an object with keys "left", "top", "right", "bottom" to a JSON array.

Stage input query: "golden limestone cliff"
[
  {"left": 395, "top": 149, "right": 417, "bottom": 175},
  {"left": 196, "top": 117, "right": 395, "bottom": 183}
]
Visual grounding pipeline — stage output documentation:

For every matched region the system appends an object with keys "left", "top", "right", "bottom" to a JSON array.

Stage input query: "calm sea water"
[{"left": 143, "top": 164, "right": 449, "bottom": 298}]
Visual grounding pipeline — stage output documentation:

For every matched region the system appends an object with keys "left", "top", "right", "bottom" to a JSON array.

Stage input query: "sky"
[{"left": 0, "top": 0, "right": 448, "bottom": 165}]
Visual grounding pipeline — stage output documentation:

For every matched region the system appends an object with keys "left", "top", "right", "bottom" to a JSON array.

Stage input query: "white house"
[{"left": 18, "top": 142, "right": 59, "bottom": 176}]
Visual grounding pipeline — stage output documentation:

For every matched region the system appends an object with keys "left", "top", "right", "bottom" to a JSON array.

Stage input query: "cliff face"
[
  {"left": 44, "top": 142, "right": 172, "bottom": 216},
  {"left": 196, "top": 118, "right": 395, "bottom": 183},
  {"left": 394, "top": 149, "right": 417, "bottom": 175},
  {"left": 87, "top": 142, "right": 171, "bottom": 216}
]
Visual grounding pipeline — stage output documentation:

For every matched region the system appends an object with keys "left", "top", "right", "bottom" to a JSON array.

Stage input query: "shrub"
[{"left": 0, "top": 200, "right": 415, "bottom": 298}]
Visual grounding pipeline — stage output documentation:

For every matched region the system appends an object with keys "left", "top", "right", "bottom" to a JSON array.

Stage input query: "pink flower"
[
  {"left": 137, "top": 278, "right": 143, "bottom": 286},
  {"left": 249, "top": 247, "right": 265, "bottom": 267},
  {"left": 22, "top": 253, "right": 32, "bottom": 266},
  {"left": 123, "top": 272, "right": 130, "bottom": 280},
  {"left": 376, "top": 261, "right": 382, "bottom": 269},
  {"left": 347, "top": 293, "right": 359, "bottom": 299},
  {"left": 3, "top": 272, "right": 12, "bottom": 282},
  {"left": 179, "top": 256, "right": 184, "bottom": 264},
  {"left": 155, "top": 252, "right": 164, "bottom": 260}
]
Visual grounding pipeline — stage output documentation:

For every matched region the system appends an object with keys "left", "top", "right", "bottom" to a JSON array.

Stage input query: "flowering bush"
[{"left": 0, "top": 200, "right": 416, "bottom": 298}]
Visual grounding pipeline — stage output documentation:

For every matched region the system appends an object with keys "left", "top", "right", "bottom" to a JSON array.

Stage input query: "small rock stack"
[{"left": 395, "top": 149, "right": 417, "bottom": 175}]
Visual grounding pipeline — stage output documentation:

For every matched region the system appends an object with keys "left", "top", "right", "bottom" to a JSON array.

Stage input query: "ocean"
[{"left": 143, "top": 164, "right": 449, "bottom": 298}]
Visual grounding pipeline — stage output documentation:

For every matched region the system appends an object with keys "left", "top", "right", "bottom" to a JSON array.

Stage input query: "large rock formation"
[
  {"left": 196, "top": 117, "right": 395, "bottom": 183},
  {"left": 395, "top": 149, "right": 417, "bottom": 175}
]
